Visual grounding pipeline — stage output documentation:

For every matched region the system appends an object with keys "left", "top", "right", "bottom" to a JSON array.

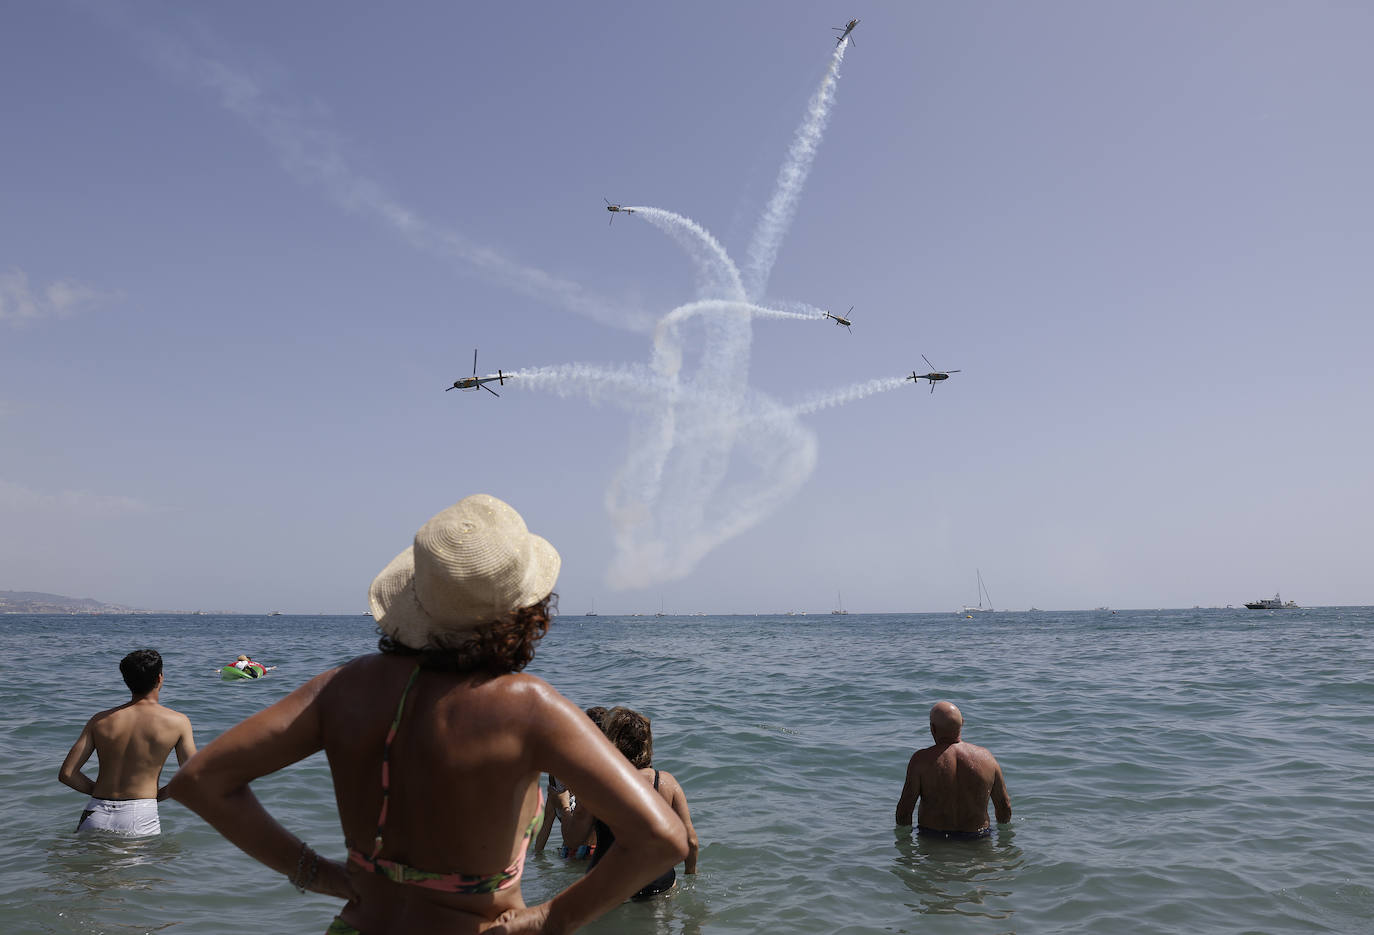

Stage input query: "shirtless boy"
[
  {"left": 895, "top": 701, "right": 1011, "bottom": 839},
  {"left": 58, "top": 649, "right": 197, "bottom": 835}
]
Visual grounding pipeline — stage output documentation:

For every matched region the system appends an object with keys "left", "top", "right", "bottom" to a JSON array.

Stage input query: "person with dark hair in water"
[
  {"left": 589, "top": 706, "right": 699, "bottom": 898},
  {"left": 169, "top": 494, "right": 686, "bottom": 935},
  {"left": 59, "top": 649, "right": 197, "bottom": 835},
  {"left": 895, "top": 701, "right": 1012, "bottom": 839}
]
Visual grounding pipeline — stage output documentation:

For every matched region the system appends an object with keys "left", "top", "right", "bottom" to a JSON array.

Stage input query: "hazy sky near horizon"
[{"left": 3, "top": 2, "right": 1371, "bottom": 614}]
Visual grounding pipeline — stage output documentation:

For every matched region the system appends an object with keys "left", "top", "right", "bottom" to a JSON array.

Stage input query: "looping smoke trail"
[
  {"left": 630, "top": 207, "right": 745, "bottom": 301},
  {"left": 501, "top": 41, "right": 859, "bottom": 591},
  {"left": 743, "top": 40, "right": 848, "bottom": 300},
  {"left": 650, "top": 299, "right": 822, "bottom": 379}
]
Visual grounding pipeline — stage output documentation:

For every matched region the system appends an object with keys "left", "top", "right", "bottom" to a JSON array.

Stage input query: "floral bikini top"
[{"left": 345, "top": 666, "right": 544, "bottom": 894}]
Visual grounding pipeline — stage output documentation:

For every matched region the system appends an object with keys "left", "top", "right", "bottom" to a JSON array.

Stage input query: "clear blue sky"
[{"left": 3, "top": 2, "right": 1370, "bottom": 614}]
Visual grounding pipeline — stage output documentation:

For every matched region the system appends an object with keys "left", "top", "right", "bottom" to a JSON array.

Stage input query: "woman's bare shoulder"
[
  {"left": 654, "top": 768, "right": 685, "bottom": 792},
  {"left": 484, "top": 670, "right": 562, "bottom": 701}
]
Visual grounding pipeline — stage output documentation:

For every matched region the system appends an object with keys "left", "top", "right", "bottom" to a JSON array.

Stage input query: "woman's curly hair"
[
  {"left": 377, "top": 593, "right": 556, "bottom": 676},
  {"left": 602, "top": 706, "right": 653, "bottom": 769}
]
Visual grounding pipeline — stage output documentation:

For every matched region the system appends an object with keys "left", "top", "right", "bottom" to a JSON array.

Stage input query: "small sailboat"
[
  {"left": 830, "top": 591, "right": 848, "bottom": 615},
  {"left": 960, "top": 570, "right": 994, "bottom": 614},
  {"left": 585, "top": 597, "right": 598, "bottom": 617}
]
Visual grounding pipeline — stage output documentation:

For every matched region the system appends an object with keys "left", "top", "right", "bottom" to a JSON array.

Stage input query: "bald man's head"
[{"left": 929, "top": 701, "right": 963, "bottom": 742}]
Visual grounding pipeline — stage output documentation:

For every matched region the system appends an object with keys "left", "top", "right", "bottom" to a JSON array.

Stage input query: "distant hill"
[{"left": 0, "top": 590, "right": 139, "bottom": 614}]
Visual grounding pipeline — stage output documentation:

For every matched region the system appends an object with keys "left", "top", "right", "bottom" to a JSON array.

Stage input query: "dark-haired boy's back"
[
  {"left": 73, "top": 702, "right": 195, "bottom": 800},
  {"left": 58, "top": 651, "right": 196, "bottom": 834}
]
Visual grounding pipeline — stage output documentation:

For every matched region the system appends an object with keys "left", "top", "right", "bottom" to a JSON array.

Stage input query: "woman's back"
[{"left": 319, "top": 654, "right": 547, "bottom": 931}]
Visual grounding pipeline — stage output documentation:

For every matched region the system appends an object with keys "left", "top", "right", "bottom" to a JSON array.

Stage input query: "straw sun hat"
[{"left": 369, "top": 494, "right": 561, "bottom": 649}]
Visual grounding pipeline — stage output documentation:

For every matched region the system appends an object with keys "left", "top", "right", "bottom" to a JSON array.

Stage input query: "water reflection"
[{"left": 891, "top": 827, "right": 1022, "bottom": 924}]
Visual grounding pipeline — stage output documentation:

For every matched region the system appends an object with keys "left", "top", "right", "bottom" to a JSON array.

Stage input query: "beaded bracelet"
[{"left": 290, "top": 841, "right": 319, "bottom": 893}]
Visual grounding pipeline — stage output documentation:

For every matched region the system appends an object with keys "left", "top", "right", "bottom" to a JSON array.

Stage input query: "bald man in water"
[{"left": 895, "top": 701, "right": 1011, "bottom": 839}]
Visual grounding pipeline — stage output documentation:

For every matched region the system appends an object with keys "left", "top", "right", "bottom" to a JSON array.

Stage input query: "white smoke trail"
[
  {"left": 743, "top": 40, "right": 848, "bottom": 299},
  {"left": 650, "top": 299, "right": 819, "bottom": 380},
  {"left": 630, "top": 207, "right": 745, "bottom": 301},
  {"left": 788, "top": 377, "right": 911, "bottom": 416},
  {"left": 505, "top": 363, "right": 668, "bottom": 410},
  {"left": 772, "top": 299, "right": 833, "bottom": 321},
  {"left": 124, "top": 21, "right": 652, "bottom": 333}
]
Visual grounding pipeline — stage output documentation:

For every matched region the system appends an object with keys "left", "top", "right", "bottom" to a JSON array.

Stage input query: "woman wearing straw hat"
[{"left": 170, "top": 494, "right": 687, "bottom": 934}]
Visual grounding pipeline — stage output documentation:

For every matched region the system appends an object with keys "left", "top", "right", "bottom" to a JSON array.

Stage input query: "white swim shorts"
[{"left": 77, "top": 797, "right": 161, "bottom": 835}]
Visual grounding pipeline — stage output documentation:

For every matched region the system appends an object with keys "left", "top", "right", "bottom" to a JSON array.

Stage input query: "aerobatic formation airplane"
[
  {"left": 832, "top": 19, "right": 859, "bottom": 46},
  {"left": 907, "top": 355, "right": 961, "bottom": 393},
  {"left": 447, "top": 349, "right": 508, "bottom": 397}
]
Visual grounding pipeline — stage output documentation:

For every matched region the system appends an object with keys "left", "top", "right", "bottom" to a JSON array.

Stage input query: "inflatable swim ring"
[{"left": 219, "top": 662, "right": 267, "bottom": 681}]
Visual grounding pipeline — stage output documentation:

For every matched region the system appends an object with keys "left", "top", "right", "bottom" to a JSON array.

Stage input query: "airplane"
[
  {"left": 832, "top": 18, "right": 859, "bottom": 46},
  {"left": 907, "top": 354, "right": 961, "bottom": 393},
  {"left": 447, "top": 349, "right": 508, "bottom": 397},
  {"left": 824, "top": 306, "right": 854, "bottom": 332},
  {"left": 604, "top": 198, "right": 636, "bottom": 224}
]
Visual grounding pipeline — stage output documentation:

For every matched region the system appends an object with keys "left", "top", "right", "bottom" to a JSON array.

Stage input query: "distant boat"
[
  {"left": 1245, "top": 592, "right": 1298, "bottom": 610},
  {"left": 268, "top": 611, "right": 282, "bottom": 616},
  {"left": 830, "top": 591, "right": 848, "bottom": 615},
  {"left": 585, "top": 597, "right": 598, "bottom": 617},
  {"left": 960, "top": 570, "right": 994, "bottom": 614}
]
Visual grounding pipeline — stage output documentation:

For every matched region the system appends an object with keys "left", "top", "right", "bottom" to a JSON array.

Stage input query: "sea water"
[{"left": 1, "top": 608, "right": 1370, "bottom": 934}]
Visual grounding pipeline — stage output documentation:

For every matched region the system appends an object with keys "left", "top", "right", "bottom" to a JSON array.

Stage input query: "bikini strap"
[
  {"left": 653, "top": 769, "right": 660, "bottom": 790},
  {"left": 370, "top": 664, "right": 421, "bottom": 860}
]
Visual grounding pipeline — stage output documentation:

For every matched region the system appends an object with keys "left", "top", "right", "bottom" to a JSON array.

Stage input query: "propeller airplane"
[
  {"left": 907, "top": 354, "right": 961, "bottom": 393},
  {"left": 447, "top": 349, "right": 508, "bottom": 397},
  {"left": 832, "top": 19, "right": 859, "bottom": 46},
  {"left": 824, "top": 306, "right": 854, "bottom": 332}
]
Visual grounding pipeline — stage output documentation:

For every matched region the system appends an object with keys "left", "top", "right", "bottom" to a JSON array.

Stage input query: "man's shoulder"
[
  {"left": 909, "top": 744, "right": 941, "bottom": 766},
  {"left": 82, "top": 706, "right": 119, "bottom": 739},
  {"left": 955, "top": 741, "right": 1001, "bottom": 767},
  {"left": 156, "top": 704, "right": 194, "bottom": 726},
  {"left": 126, "top": 701, "right": 193, "bottom": 732}
]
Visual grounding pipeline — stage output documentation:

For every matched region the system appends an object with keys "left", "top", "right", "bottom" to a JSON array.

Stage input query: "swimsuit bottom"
[
  {"left": 633, "top": 867, "right": 676, "bottom": 899},
  {"left": 77, "top": 798, "right": 160, "bottom": 835},
  {"left": 917, "top": 825, "right": 992, "bottom": 841},
  {"left": 557, "top": 844, "right": 595, "bottom": 860},
  {"left": 326, "top": 918, "right": 360, "bottom": 935}
]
